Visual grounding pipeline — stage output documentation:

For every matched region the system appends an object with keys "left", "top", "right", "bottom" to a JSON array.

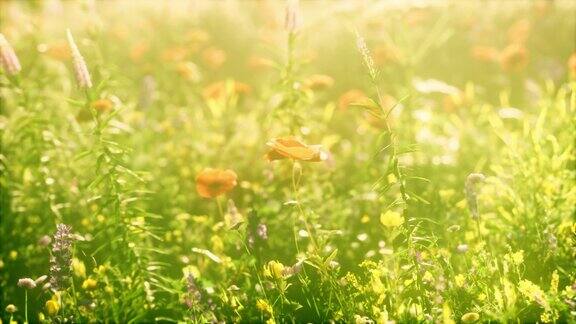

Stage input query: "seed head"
[
  {"left": 35, "top": 275, "right": 48, "bottom": 285},
  {"left": 0, "top": 33, "right": 21, "bottom": 75},
  {"left": 66, "top": 29, "right": 92, "bottom": 88},
  {"left": 356, "top": 32, "right": 378, "bottom": 82}
]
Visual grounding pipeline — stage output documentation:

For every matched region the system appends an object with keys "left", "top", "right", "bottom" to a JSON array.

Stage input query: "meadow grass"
[{"left": 0, "top": 1, "right": 575, "bottom": 323}]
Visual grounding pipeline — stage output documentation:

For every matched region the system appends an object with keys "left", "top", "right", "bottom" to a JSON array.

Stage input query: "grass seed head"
[
  {"left": 285, "top": 0, "right": 302, "bottom": 33},
  {"left": 0, "top": 33, "right": 22, "bottom": 75},
  {"left": 66, "top": 29, "right": 92, "bottom": 88}
]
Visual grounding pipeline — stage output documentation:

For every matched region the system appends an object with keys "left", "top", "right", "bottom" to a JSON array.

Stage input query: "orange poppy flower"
[
  {"left": 90, "top": 99, "right": 114, "bottom": 113},
  {"left": 186, "top": 29, "right": 210, "bottom": 44},
  {"left": 500, "top": 44, "right": 528, "bottom": 72},
  {"left": 568, "top": 53, "right": 576, "bottom": 78},
  {"left": 202, "top": 47, "right": 227, "bottom": 69},
  {"left": 130, "top": 42, "right": 149, "bottom": 63},
  {"left": 202, "top": 80, "right": 251, "bottom": 101},
  {"left": 247, "top": 55, "right": 275, "bottom": 70},
  {"left": 161, "top": 46, "right": 189, "bottom": 62},
  {"left": 471, "top": 46, "right": 500, "bottom": 63},
  {"left": 265, "top": 137, "right": 327, "bottom": 162},
  {"left": 373, "top": 44, "right": 401, "bottom": 66},
  {"left": 302, "top": 74, "right": 334, "bottom": 91},
  {"left": 196, "top": 168, "right": 238, "bottom": 198},
  {"left": 176, "top": 62, "right": 201, "bottom": 82},
  {"left": 337, "top": 89, "right": 367, "bottom": 111},
  {"left": 40, "top": 41, "right": 71, "bottom": 61},
  {"left": 507, "top": 19, "right": 531, "bottom": 45}
]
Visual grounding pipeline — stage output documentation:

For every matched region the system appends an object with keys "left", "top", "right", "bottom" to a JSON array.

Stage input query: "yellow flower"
[
  {"left": 380, "top": 210, "right": 404, "bottom": 228},
  {"left": 422, "top": 271, "right": 434, "bottom": 283},
  {"left": 550, "top": 270, "right": 559, "bottom": 294},
  {"left": 442, "top": 303, "right": 456, "bottom": 324},
  {"left": 82, "top": 278, "right": 97, "bottom": 290},
  {"left": 256, "top": 299, "right": 273, "bottom": 314},
  {"left": 264, "top": 261, "right": 285, "bottom": 280},
  {"left": 461, "top": 312, "right": 480, "bottom": 323},
  {"left": 45, "top": 295, "right": 60, "bottom": 316},
  {"left": 72, "top": 258, "right": 86, "bottom": 278},
  {"left": 518, "top": 279, "right": 547, "bottom": 307},
  {"left": 511, "top": 250, "right": 524, "bottom": 265},
  {"left": 454, "top": 274, "right": 466, "bottom": 288}
]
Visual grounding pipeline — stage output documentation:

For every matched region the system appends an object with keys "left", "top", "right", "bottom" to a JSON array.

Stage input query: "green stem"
[
  {"left": 291, "top": 161, "right": 318, "bottom": 251},
  {"left": 24, "top": 289, "right": 28, "bottom": 324},
  {"left": 216, "top": 196, "right": 224, "bottom": 218}
]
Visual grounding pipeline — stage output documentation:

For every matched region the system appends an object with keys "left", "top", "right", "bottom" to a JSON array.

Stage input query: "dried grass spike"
[{"left": 66, "top": 29, "right": 92, "bottom": 88}]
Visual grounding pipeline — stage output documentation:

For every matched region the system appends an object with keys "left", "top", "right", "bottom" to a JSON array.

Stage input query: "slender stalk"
[
  {"left": 291, "top": 161, "right": 317, "bottom": 251},
  {"left": 216, "top": 196, "right": 224, "bottom": 218},
  {"left": 24, "top": 290, "right": 28, "bottom": 324}
]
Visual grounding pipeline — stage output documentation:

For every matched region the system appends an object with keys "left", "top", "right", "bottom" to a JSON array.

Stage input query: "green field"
[{"left": 1, "top": 0, "right": 575, "bottom": 323}]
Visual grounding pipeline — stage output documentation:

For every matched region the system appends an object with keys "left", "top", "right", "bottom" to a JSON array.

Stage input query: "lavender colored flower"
[
  {"left": 184, "top": 273, "right": 202, "bottom": 309},
  {"left": 256, "top": 223, "right": 268, "bottom": 241},
  {"left": 49, "top": 224, "right": 74, "bottom": 291}
]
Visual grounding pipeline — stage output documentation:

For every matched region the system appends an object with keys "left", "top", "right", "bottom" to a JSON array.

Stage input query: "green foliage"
[{"left": 1, "top": 1, "right": 575, "bottom": 323}]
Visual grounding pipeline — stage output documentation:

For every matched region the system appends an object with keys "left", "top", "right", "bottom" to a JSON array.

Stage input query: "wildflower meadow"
[{"left": 1, "top": 0, "right": 575, "bottom": 323}]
